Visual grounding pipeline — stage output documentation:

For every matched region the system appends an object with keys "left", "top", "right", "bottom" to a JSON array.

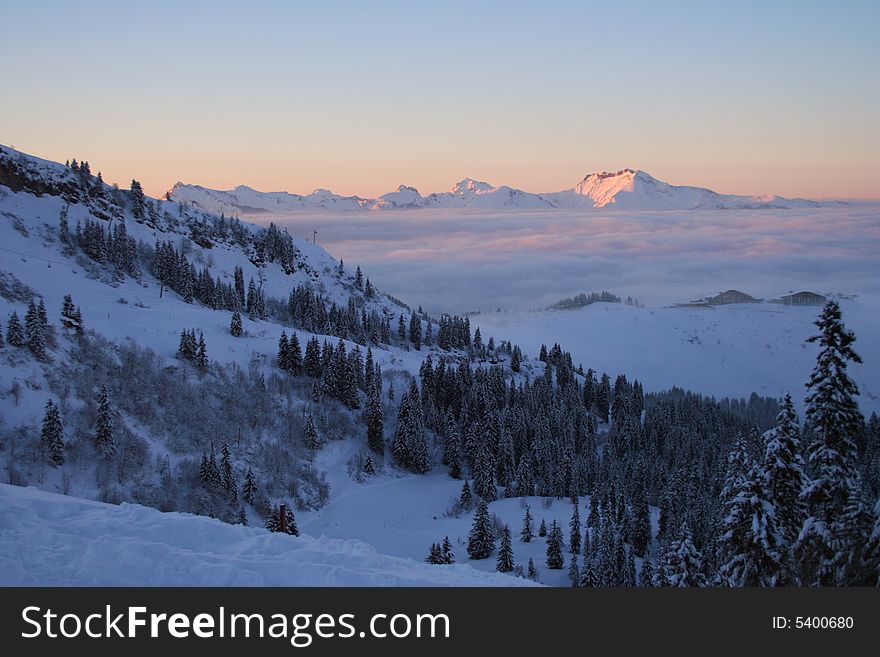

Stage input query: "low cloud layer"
[{"left": 269, "top": 204, "right": 880, "bottom": 314}]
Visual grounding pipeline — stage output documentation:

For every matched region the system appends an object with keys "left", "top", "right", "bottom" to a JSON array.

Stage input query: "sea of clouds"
[{"left": 268, "top": 204, "right": 880, "bottom": 314}]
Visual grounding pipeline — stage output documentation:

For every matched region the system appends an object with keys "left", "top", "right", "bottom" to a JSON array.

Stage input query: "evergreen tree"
[
  {"left": 40, "top": 399, "right": 65, "bottom": 466},
  {"left": 656, "top": 523, "right": 706, "bottom": 587},
  {"left": 130, "top": 179, "right": 146, "bottom": 221},
  {"left": 303, "top": 415, "right": 320, "bottom": 450},
  {"left": 623, "top": 549, "right": 637, "bottom": 587},
  {"left": 569, "top": 556, "right": 581, "bottom": 587},
  {"left": 762, "top": 393, "right": 808, "bottom": 579},
  {"left": 363, "top": 453, "right": 376, "bottom": 476},
  {"left": 538, "top": 518, "right": 547, "bottom": 537},
  {"left": 6, "top": 311, "right": 24, "bottom": 347},
  {"left": 354, "top": 265, "right": 364, "bottom": 290},
  {"left": 409, "top": 312, "right": 422, "bottom": 351},
  {"left": 277, "top": 332, "right": 290, "bottom": 370},
  {"left": 427, "top": 543, "right": 443, "bottom": 564},
  {"left": 798, "top": 301, "right": 867, "bottom": 586},
  {"left": 60, "top": 295, "right": 83, "bottom": 333},
  {"left": 220, "top": 442, "right": 234, "bottom": 491},
  {"left": 629, "top": 482, "right": 652, "bottom": 558},
  {"left": 496, "top": 525, "right": 515, "bottom": 572},
  {"left": 510, "top": 346, "right": 522, "bottom": 373},
  {"left": 521, "top": 505, "right": 535, "bottom": 543},
  {"left": 717, "top": 456, "right": 785, "bottom": 586},
  {"left": 546, "top": 520, "right": 565, "bottom": 569},
  {"left": 638, "top": 556, "right": 654, "bottom": 587},
  {"left": 366, "top": 381, "right": 384, "bottom": 454},
  {"left": 242, "top": 467, "right": 258, "bottom": 505},
  {"left": 459, "top": 480, "right": 474, "bottom": 511},
  {"left": 24, "top": 300, "right": 47, "bottom": 360},
  {"left": 441, "top": 536, "right": 455, "bottom": 564},
  {"left": 467, "top": 499, "right": 495, "bottom": 559},
  {"left": 288, "top": 332, "right": 303, "bottom": 375},
  {"left": 569, "top": 502, "right": 582, "bottom": 554},
  {"left": 94, "top": 385, "right": 116, "bottom": 459},
  {"left": 230, "top": 311, "right": 243, "bottom": 337},
  {"left": 196, "top": 332, "right": 208, "bottom": 371},
  {"left": 527, "top": 558, "right": 537, "bottom": 581},
  {"left": 238, "top": 507, "right": 248, "bottom": 526},
  {"left": 265, "top": 504, "right": 280, "bottom": 532},
  {"left": 0, "top": 320, "right": 4, "bottom": 348},
  {"left": 397, "top": 314, "right": 406, "bottom": 343}
]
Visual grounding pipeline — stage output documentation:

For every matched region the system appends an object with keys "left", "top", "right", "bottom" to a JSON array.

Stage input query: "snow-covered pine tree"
[
  {"left": 40, "top": 399, "right": 65, "bottom": 466},
  {"left": 282, "top": 505, "right": 300, "bottom": 536},
  {"left": 527, "top": 558, "right": 537, "bottom": 581},
  {"left": 569, "top": 556, "right": 581, "bottom": 587},
  {"left": 277, "top": 332, "right": 290, "bottom": 371},
  {"left": 196, "top": 332, "right": 208, "bottom": 371},
  {"left": 303, "top": 415, "right": 320, "bottom": 450},
  {"left": 510, "top": 345, "right": 522, "bottom": 373},
  {"left": 496, "top": 525, "right": 515, "bottom": 572},
  {"left": 569, "top": 502, "right": 581, "bottom": 554},
  {"left": 467, "top": 499, "right": 495, "bottom": 560},
  {"left": 638, "top": 556, "right": 654, "bottom": 587},
  {"left": 459, "top": 480, "right": 474, "bottom": 511},
  {"left": 130, "top": 179, "right": 146, "bottom": 221},
  {"left": 761, "top": 393, "right": 808, "bottom": 581},
  {"left": 366, "top": 382, "right": 384, "bottom": 454},
  {"left": 242, "top": 467, "right": 258, "bottom": 505},
  {"left": 426, "top": 543, "right": 443, "bottom": 564},
  {"left": 220, "top": 442, "right": 234, "bottom": 492},
  {"left": 94, "top": 385, "right": 116, "bottom": 459},
  {"left": 409, "top": 312, "right": 421, "bottom": 351},
  {"left": 363, "top": 453, "right": 376, "bottom": 476},
  {"left": 546, "top": 520, "right": 565, "bottom": 569},
  {"left": 60, "top": 294, "right": 83, "bottom": 333},
  {"left": 521, "top": 505, "right": 535, "bottom": 542},
  {"left": 0, "top": 320, "right": 4, "bottom": 348},
  {"left": 288, "top": 332, "right": 303, "bottom": 375},
  {"left": 354, "top": 265, "right": 363, "bottom": 290},
  {"left": 230, "top": 311, "right": 243, "bottom": 337},
  {"left": 24, "top": 300, "right": 47, "bottom": 360},
  {"left": 473, "top": 445, "right": 497, "bottom": 501},
  {"left": 441, "top": 536, "right": 455, "bottom": 564},
  {"left": 657, "top": 522, "right": 706, "bottom": 587},
  {"left": 265, "top": 504, "right": 280, "bottom": 532},
  {"left": 538, "top": 518, "right": 547, "bottom": 537},
  {"left": 446, "top": 420, "right": 463, "bottom": 479},
  {"left": 624, "top": 549, "right": 637, "bottom": 587},
  {"left": 798, "top": 301, "right": 868, "bottom": 586}
]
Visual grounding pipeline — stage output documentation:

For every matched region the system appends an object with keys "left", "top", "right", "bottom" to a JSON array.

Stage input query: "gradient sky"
[{"left": 1, "top": 0, "right": 878, "bottom": 199}]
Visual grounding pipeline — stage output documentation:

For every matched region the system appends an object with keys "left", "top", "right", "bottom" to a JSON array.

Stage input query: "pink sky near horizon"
[{"left": 2, "top": 2, "right": 878, "bottom": 201}]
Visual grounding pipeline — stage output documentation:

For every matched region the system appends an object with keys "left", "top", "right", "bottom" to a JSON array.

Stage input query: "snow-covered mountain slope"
[
  {"left": 170, "top": 169, "right": 824, "bottom": 215},
  {"left": 473, "top": 301, "right": 880, "bottom": 415},
  {"left": 555, "top": 169, "right": 821, "bottom": 210},
  {"left": 0, "top": 484, "right": 535, "bottom": 586},
  {"left": 171, "top": 178, "right": 557, "bottom": 214},
  {"left": 170, "top": 183, "right": 373, "bottom": 215}
]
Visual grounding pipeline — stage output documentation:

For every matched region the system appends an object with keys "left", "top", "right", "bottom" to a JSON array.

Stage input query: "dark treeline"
[{"left": 412, "top": 302, "right": 880, "bottom": 586}]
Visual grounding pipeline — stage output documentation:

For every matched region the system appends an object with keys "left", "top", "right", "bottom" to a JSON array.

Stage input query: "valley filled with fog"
[{"left": 268, "top": 204, "right": 880, "bottom": 314}]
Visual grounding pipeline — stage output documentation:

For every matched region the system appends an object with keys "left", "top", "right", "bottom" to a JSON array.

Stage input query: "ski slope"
[{"left": 0, "top": 484, "right": 537, "bottom": 586}]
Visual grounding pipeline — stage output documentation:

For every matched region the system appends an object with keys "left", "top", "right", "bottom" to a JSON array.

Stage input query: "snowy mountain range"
[{"left": 169, "top": 168, "right": 823, "bottom": 215}]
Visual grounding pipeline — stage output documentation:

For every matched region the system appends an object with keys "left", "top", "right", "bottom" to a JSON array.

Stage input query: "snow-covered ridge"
[
  {"left": 0, "top": 485, "right": 536, "bottom": 586},
  {"left": 169, "top": 169, "right": 824, "bottom": 215}
]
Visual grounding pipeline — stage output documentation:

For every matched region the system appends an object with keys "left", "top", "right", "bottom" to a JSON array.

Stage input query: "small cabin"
[
  {"left": 780, "top": 291, "right": 826, "bottom": 306},
  {"left": 706, "top": 289, "right": 757, "bottom": 305}
]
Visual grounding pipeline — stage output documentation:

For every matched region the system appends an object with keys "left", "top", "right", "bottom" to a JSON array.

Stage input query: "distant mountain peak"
[{"left": 167, "top": 168, "right": 822, "bottom": 214}]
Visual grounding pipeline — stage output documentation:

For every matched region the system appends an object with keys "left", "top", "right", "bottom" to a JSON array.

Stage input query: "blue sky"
[{"left": 1, "top": 0, "right": 877, "bottom": 198}]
